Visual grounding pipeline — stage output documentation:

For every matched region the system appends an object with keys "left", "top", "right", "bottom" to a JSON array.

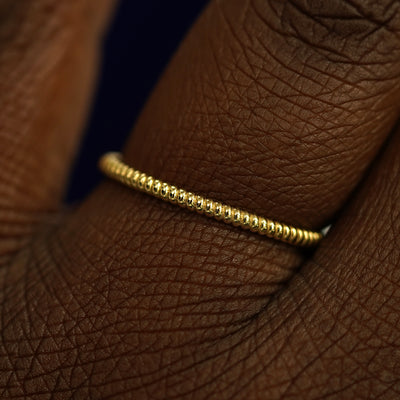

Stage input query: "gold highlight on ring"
[{"left": 99, "top": 152, "right": 323, "bottom": 247}]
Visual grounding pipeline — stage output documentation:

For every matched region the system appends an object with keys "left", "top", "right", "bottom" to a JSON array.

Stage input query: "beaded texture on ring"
[{"left": 99, "top": 152, "right": 323, "bottom": 247}]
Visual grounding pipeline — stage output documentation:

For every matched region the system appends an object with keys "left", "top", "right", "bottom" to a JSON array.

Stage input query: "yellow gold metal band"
[{"left": 99, "top": 152, "right": 323, "bottom": 247}]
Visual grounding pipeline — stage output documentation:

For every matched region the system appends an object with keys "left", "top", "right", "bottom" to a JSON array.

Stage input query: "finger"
[
  {"left": 0, "top": 0, "right": 116, "bottom": 259},
  {"left": 34, "top": 0, "right": 400, "bottom": 396},
  {"left": 4, "top": 0, "right": 400, "bottom": 398},
  {"left": 125, "top": 0, "right": 400, "bottom": 228},
  {"left": 82, "top": 0, "right": 400, "bottom": 289}
]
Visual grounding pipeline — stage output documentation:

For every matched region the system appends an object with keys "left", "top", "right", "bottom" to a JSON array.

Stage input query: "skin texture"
[{"left": 0, "top": 0, "right": 400, "bottom": 398}]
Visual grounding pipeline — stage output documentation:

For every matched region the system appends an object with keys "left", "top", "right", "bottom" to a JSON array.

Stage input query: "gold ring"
[{"left": 99, "top": 152, "right": 323, "bottom": 247}]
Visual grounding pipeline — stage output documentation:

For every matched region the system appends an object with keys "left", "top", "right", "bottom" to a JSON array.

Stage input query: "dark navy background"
[{"left": 67, "top": 1, "right": 207, "bottom": 202}]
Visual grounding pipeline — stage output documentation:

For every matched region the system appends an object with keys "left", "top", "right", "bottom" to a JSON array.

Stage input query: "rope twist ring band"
[{"left": 99, "top": 152, "right": 323, "bottom": 247}]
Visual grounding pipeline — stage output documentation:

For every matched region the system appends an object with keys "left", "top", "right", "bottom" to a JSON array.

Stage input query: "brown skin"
[{"left": 0, "top": 0, "right": 400, "bottom": 398}]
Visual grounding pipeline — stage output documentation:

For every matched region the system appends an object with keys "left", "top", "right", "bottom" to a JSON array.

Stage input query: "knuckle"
[{"left": 260, "top": 0, "right": 400, "bottom": 61}]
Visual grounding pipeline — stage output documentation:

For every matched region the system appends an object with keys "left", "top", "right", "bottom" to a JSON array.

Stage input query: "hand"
[{"left": 1, "top": 1, "right": 400, "bottom": 398}]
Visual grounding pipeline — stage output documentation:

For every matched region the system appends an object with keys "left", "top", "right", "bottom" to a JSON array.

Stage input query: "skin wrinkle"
[
  {"left": 61, "top": 206, "right": 288, "bottom": 332},
  {"left": 272, "top": 0, "right": 400, "bottom": 61},
  {"left": 0, "top": 191, "right": 300, "bottom": 396},
  {"left": 69, "top": 199, "right": 295, "bottom": 310}
]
